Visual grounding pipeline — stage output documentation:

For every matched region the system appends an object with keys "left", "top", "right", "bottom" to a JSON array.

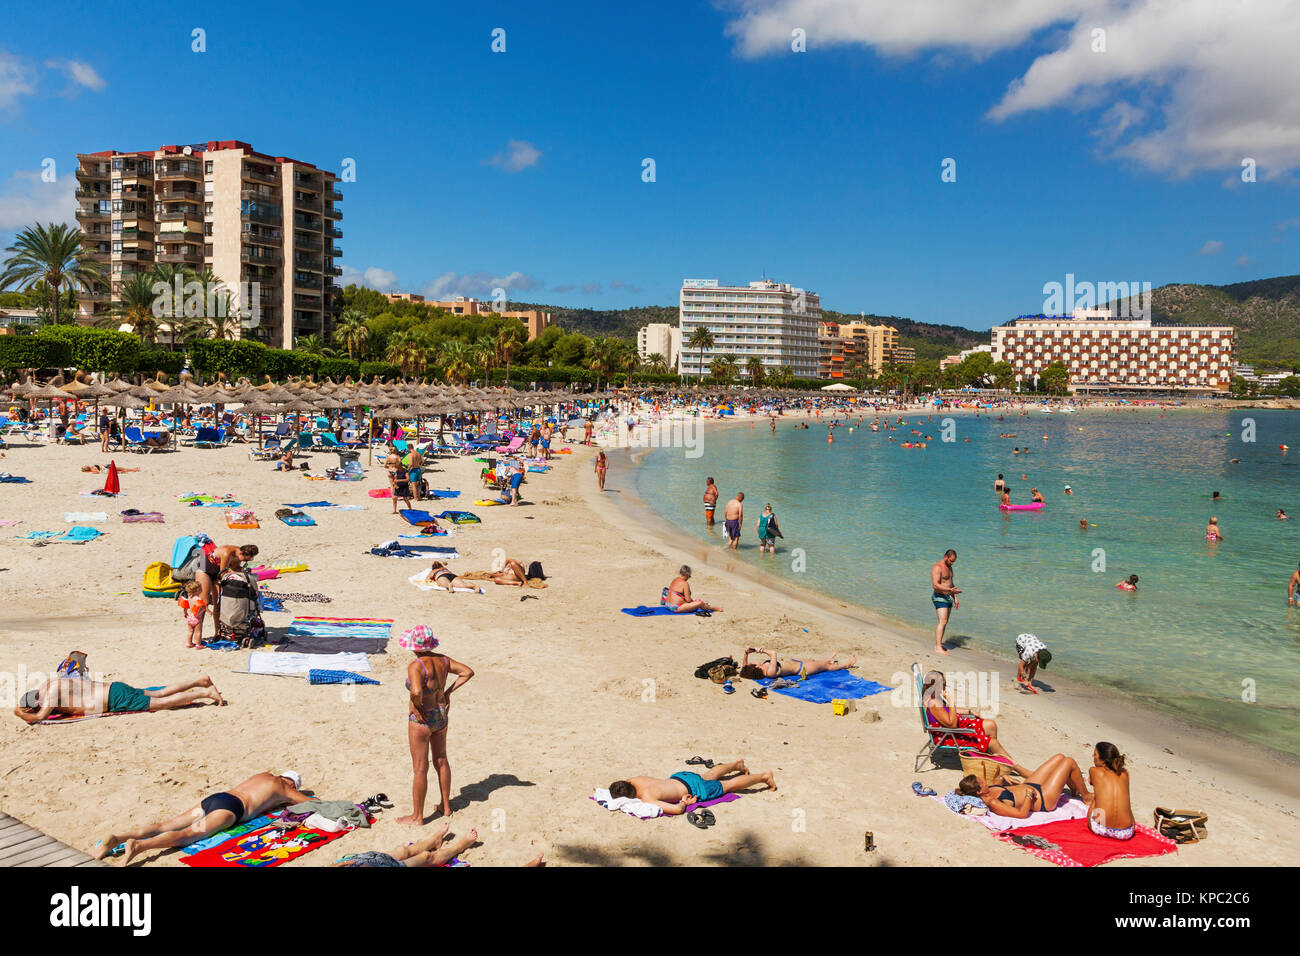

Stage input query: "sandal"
[
  {"left": 686, "top": 811, "right": 709, "bottom": 829},
  {"left": 685, "top": 756, "right": 715, "bottom": 769},
  {"left": 750, "top": 687, "right": 768, "bottom": 699},
  {"left": 911, "top": 782, "right": 937, "bottom": 797},
  {"left": 699, "top": 809, "right": 717, "bottom": 827}
]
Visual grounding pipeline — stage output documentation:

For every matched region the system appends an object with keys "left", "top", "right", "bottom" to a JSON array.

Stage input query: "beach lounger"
[
  {"left": 192, "top": 426, "right": 226, "bottom": 448},
  {"left": 122, "top": 425, "right": 154, "bottom": 453},
  {"left": 912, "top": 661, "right": 984, "bottom": 772},
  {"left": 495, "top": 436, "right": 525, "bottom": 455}
]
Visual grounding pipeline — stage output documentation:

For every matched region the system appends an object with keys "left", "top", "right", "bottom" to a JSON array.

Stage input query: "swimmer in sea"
[
  {"left": 1000, "top": 489, "right": 1011, "bottom": 508},
  {"left": 1212, "top": 491, "right": 1221, "bottom": 501},
  {"left": 1080, "top": 519, "right": 1089, "bottom": 530},
  {"left": 1031, "top": 488, "right": 1044, "bottom": 503},
  {"left": 1289, "top": 562, "right": 1300, "bottom": 606},
  {"left": 1205, "top": 517, "right": 1224, "bottom": 541},
  {"left": 1277, "top": 509, "right": 1288, "bottom": 520},
  {"left": 1064, "top": 485, "right": 1072, "bottom": 495},
  {"left": 1116, "top": 574, "right": 1138, "bottom": 591},
  {"left": 994, "top": 474, "right": 1006, "bottom": 494}
]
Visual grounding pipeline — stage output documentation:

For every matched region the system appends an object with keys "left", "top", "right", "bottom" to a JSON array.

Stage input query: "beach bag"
[
  {"left": 526, "top": 560, "right": 545, "bottom": 581},
  {"left": 56, "top": 651, "right": 88, "bottom": 679},
  {"left": 169, "top": 536, "right": 204, "bottom": 582},
  {"left": 142, "top": 561, "right": 183, "bottom": 596},
  {"left": 694, "top": 656, "right": 737, "bottom": 680},
  {"left": 1153, "top": 807, "right": 1208, "bottom": 844},
  {"left": 707, "top": 663, "right": 738, "bottom": 684},
  {"left": 959, "top": 750, "right": 1014, "bottom": 786}
]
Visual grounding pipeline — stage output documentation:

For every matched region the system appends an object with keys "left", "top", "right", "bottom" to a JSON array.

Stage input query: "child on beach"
[{"left": 178, "top": 581, "right": 208, "bottom": 649}]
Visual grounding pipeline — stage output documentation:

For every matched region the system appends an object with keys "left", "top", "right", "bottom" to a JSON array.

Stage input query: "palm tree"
[
  {"left": 498, "top": 325, "right": 523, "bottom": 385},
  {"left": 295, "top": 333, "right": 335, "bottom": 357},
  {"left": 686, "top": 326, "right": 714, "bottom": 381},
  {"left": 645, "top": 352, "right": 667, "bottom": 374},
  {"left": 97, "top": 273, "right": 160, "bottom": 343},
  {"left": 0, "top": 222, "right": 105, "bottom": 325},
  {"left": 709, "top": 356, "right": 730, "bottom": 384},
  {"left": 475, "top": 333, "right": 497, "bottom": 383},
  {"left": 745, "top": 356, "right": 765, "bottom": 385},
  {"left": 333, "top": 308, "right": 370, "bottom": 361},
  {"left": 588, "top": 337, "right": 620, "bottom": 391},
  {"left": 437, "top": 339, "right": 474, "bottom": 383}
]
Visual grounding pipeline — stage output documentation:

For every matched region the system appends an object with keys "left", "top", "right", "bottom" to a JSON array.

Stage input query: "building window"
[{"left": 205, "top": 160, "right": 214, "bottom": 174}]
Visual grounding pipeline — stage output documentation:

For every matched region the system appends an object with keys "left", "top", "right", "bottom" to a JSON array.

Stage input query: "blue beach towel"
[
  {"left": 259, "top": 596, "right": 287, "bottom": 613},
  {"left": 0, "top": 473, "right": 31, "bottom": 483},
  {"left": 756, "top": 670, "right": 890, "bottom": 704},
  {"left": 424, "top": 489, "right": 460, "bottom": 499},
  {"left": 282, "top": 501, "right": 336, "bottom": 508},
  {"left": 308, "top": 669, "right": 380, "bottom": 686},
  {"left": 620, "top": 605, "right": 709, "bottom": 617}
]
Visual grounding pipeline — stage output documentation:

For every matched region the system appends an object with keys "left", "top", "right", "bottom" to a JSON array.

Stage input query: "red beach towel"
[
  {"left": 181, "top": 820, "right": 350, "bottom": 868},
  {"left": 994, "top": 819, "right": 1178, "bottom": 867}
]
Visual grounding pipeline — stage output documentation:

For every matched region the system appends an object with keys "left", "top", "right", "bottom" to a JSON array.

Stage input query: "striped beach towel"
[{"left": 286, "top": 616, "right": 394, "bottom": 639}]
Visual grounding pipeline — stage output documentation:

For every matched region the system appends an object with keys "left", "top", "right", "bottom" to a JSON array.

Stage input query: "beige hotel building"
[
  {"left": 75, "top": 140, "right": 342, "bottom": 349},
  {"left": 990, "top": 309, "right": 1234, "bottom": 393}
]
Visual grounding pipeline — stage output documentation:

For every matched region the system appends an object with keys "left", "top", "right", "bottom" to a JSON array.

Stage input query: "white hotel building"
[
  {"left": 678, "top": 279, "right": 822, "bottom": 379},
  {"left": 990, "top": 308, "right": 1235, "bottom": 393}
]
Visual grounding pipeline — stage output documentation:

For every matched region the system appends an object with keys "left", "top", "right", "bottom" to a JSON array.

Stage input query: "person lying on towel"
[
  {"left": 423, "top": 561, "right": 482, "bottom": 593},
  {"left": 957, "top": 753, "right": 1093, "bottom": 821},
  {"left": 92, "top": 770, "right": 310, "bottom": 866},
  {"left": 739, "top": 648, "right": 857, "bottom": 681},
  {"left": 14, "top": 675, "right": 224, "bottom": 724},
  {"left": 607, "top": 758, "right": 775, "bottom": 814},
  {"left": 665, "top": 565, "right": 722, "bottom": 613}
]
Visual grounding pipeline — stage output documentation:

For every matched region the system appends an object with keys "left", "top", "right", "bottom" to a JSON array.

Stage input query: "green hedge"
[
  {"left": 36, "top": 326, "right": 141, "bottom": 374},
  {"left": 360, "top": 361, "right": 401, "bottom": 381},
  {"left": 318, "top": 358, "right": 360, "bottom": 381},
  {"left": 261, "top": 348, "right": 323, "bottom": 380},
  {"left": 137, "top": 348, "right": 185, "bottom": 377},
  {"left": 190, "top": 339, "right": 267, "bottom": 378},
  {"left": 0, "top": 335, "right": 72, "bottom": 371}
]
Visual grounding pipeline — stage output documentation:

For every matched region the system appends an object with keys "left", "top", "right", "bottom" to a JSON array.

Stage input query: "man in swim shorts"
[
  {"left": 930, "top": 549, "right": 960, "bottom": 656},
  {"left": 14, "top": 675, "right": 224, "bottom": 724},
  {"left": 92, "top": 770, "right": 312, "bottom": 865},
  {"left": 703, "top": 477, "right": 719, "bottom": 527},
  {"left": 723, "top": 491, "right": 744, "bottom": 550},
  {"left": 607, "top": 758, "right": 775, "bottom": 815}
]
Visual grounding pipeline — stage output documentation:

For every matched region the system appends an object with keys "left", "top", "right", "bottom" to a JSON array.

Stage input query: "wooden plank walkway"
[{"left": 0, "top": 812, "right": 104, "bottom": 867}]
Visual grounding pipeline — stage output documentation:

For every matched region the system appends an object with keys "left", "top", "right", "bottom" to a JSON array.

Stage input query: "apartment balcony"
[
  {"left": 293, "top": 171, "right": 321, "bottom": 189},
  {"left": 326, "top": 264, "right": 342, "bottom": 276},
  {"left": 118, "top": 166, "right": 151, "bottom": 180},
  {"left": 325, "top": 205, "right": 342, "bottom": 220},
  {"left": 293, "top": 275, "right": 323, "bottom": 291},
  {"left": 157, "top": 249, "right": 203, "bottom": 264},
  {"left": 328, "top": 245, "right": 341, "bottom": 257},
  {"left": 242, "top": 229, "right": 281, "bottom": 247},
  {"left": 293, "top": 214, "right": 322, "bottom": 232},
  {"left": 158, "top": 186, "right": 201, "bottom": 201},
  {"left": 327, "top": 187, "right": 342, "bottom": 201},
  {"left": 241, "top": 208, "right": 282, "bottom": 225},
  {"left": 325, "top": 225, "right": 342, "bottom": 238},
  {"left": 293, "top": 253, "right": 322, "bottom": 270},
  {"left": 295, "top": 234, "right": 323, "bottom": 252},
  {"left": 77, "top": 206, "right": 110, "bottom": 219},
  {"left": 294, "top": 195, "right": 322, "bottom": 213},
  {"left": 74, "top": 188, "right": 111, "bottom": 201},
  {"left": 244, "top": 166, "right": 280, "bottom": 185},
  {"left": 159, "top": 207, "right": 203, "bottom": 222},
  {"left": 239, "top": 248, "right": 281, "bottom": 264},
  {"left": 121, "top": 185, "right": 152, "bottom": 200},
  {"left": 76, "top": 165, "right": 109, "bottom": 181},
  {"left": 293, "top": 294, "right": 322, "bottom": 310},
  {"left": 155, "top": 164, "right": 202, "bottom": 181},
  {"left": 240, "top": 187, "right": 280, "bottom": 202},
  {"left": 241, "top": 267, "right": 279, "bottom": 284},
  {"left": 119, "top": 248, "right": 154, "bottom": 263}
]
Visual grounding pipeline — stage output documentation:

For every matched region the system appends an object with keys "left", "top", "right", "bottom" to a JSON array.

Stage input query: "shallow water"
[{"left": 635, "top": 407, "right": 1300, "bottom": 756}]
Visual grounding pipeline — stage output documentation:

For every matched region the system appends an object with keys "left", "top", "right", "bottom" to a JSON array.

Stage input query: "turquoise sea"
[{"left": 633, "top": 408, "right": 1300, "bottom": 757}]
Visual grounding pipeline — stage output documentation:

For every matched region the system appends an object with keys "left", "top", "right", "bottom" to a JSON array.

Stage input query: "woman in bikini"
[
  {"left": 422, "top": 561, "right": 480, "bottom": 594},
  {"left": 665, "top": 565, "right": 722, "bottom": 614},
  {"left": 957, "top": 753, "right": 1092, "bottom": 820},
  {"left": 923, "top": 670, "right": 1024, "bottom": 771},
  {"left": 395, "top": 626, "right": 474, "bottom": 825},
  {"left": 1086, "top": 741, "right": 1134, "bottom": 840},
  {"left": 594, "top": 450, "right": 608, "bottom": 492},
  {"left": 489, "top": 558, "right": 530, "bottom": 587},
  {"left": 739, "top": 647, "right": 856, "bottom": 680}
]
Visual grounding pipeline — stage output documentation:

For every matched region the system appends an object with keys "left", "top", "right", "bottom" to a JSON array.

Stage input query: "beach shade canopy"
[
  {"left": 23, "top": 381, "right": 75, "bottom": 401},
  {"left": 100, "top": 392, "right": 148, "bottom": 409},
  {"left": 820, "top": 383, "right": 856, "bottom": 391},
  {"left": 103, "top": 460, "right": 121, "bottom": 495}
]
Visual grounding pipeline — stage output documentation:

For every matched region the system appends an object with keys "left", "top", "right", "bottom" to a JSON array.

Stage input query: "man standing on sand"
[
  {"left": 92, "top": 770, "right": 311, "bottom": 865},
  {"left": 931, "top": 549, "right": 960, "bottom": 656},
  {"left": 606, "top": 758, "right": 775, "bottom": 816},
  {"left": 703, "top": 477, "right": 719, "bottom": 527},
  {"left": 723, "top": 492, "right": 744, "bottom": 550},
  {"left": 15, "top": 675, "right": 223, "bottom": 724}
]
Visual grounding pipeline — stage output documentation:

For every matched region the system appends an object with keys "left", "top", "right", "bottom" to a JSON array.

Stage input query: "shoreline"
[{"left": 595, "top": 428, "right": 1300, "bottom": 808}]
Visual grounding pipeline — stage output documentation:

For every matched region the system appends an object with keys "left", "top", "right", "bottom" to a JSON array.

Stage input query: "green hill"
[{"left": 1149, "top": 275, "right": 1300, "bottom": 369}]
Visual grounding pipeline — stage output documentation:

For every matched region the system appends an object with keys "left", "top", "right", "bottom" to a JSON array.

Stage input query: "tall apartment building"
[
  {"left": 818, "top": 318, "right": 914, "bottom": 378},
  {"left": 636, "top": 322, "right": 681, "bottom": 371},
  {"left": 989, "top": 310, "right": 1234, "bottom": 393},
  {"left": 74, "top": 140, "right": 342, "bottom": 349},
  {"left": 678, "top": 279, "right": 821, "bottom": 380}
]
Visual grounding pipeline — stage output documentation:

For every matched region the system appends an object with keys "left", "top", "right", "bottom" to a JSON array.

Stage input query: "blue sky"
[{"left": 2, "top": 0, "right": 1297, "bottom": 331}]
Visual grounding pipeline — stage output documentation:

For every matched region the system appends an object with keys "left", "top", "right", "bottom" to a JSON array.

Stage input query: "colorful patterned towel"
[
  {"left": 287, "top": 616, "right": 393, "bottom": 639},
  {"left": 994, "top": 819, "right": 1178, "bottom": 866},
  {"left": 181, "top": 820, "right": 352, "bottom": 867}
]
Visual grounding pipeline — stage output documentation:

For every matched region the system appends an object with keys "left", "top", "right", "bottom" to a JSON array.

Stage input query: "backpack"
[
  {"left": 169, "top": 536, "right": 205, "bottom": 582},
  {"left": 526, "top": 560, "right": 545, "bottom": 581}
]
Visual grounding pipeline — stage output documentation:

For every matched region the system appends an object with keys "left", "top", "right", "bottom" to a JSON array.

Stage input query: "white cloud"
[
  {"left": 723, "top": 0, "right": 1300, "bottom": 178},
  {"left": 421, "top": 271, "right": 544, "bottom": 298},
  {"left": 45, "top": 58, "right": 106, "bottom": 93},
  {"left": 609, "top": 280, "right": 643, "bottom": 294},
  {"left": 1235, "top": 254, "right": 1253, "bottom": 268},
  {"left": 339, "top": 264, "right": 398, "bottom": 291},
  {"left": 1197, "top": 240, "right": 1224, "bottom": 256},
  {"left": 0, "top": 51, "right": 36, "bottom": 109},
  {"left": 485, "top": 140, "right": 541, "bottom": 173},
  {"left": 0, "top": 168, "right": 76, "bottom": 230}
]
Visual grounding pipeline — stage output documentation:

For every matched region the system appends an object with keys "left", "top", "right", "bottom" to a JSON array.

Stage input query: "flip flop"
[
  {"left": 686, "top": 811, "right": 709, "bottom": 829},
  {"left": 699, "top": 809, "right": 717, "bottom": 827},
  {"left": 685, "top": 756, "right": 715, "bottom": 769},
  {"left": 912, "top": 782, "right": 937, "bottom": 797},
  {"left": 750, "top": 687, "right": 767, "bottom": 699}
]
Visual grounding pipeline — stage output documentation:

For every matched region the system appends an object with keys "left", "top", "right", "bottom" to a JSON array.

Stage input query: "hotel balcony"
[
  {"left": 293, "top": 252, "right": 322, "bottom": 269},
  {"left": 329, "top": 245, "right": 341, "bottom": 257},
  {"left": 295, "top": 233, "right": 323, "bottom": 252},
  {"left": 158, "top": 206, "right": 203, "bottom": 221},
  {"left": 242, "top": 230, "right": 281, "bottom": 247},
  {"left": 158, "top": 185, "right": 201, "bottom": 201},
  {"left": 325, "top": 225, "right": 342, "bottom": 239},
  {"left": 239, "top": 248, "right": 282, "bottom": 264},
  {"left": 293, "top": 294, "right": 322, "bottom": 310},
  {"left": 74, "top": 188, "right": 111, "bottom": 201},
  {"left": 119, "top": 248, "right": 154, "bottom": 263},
  {"left": 119, "top": 165, "right": 152, "bottom": 180},
  {"left": 327, "top": 187, "right": 342, "bottom": 202},
  {"left": 294, "top": 195, "right": 322, "bottom": 213},
  {"left": 293, "top": 171, "right": 320, "bottom": 189},
  {"left": 76, "top": 165, "right": 109, "bottom": 181},
  {"left": 325, "top": 205, "right": 342, "bottom": 220},
  {"left": 240, "top": 187, "right": 280, "bottom": 202},
  {"left": 121, "top": 185, "right": 151, "bottom": 200},
  {"left": 326, "top": 265, "right": 342, "bottom": 276},
  {"left": 241, "top": 207, "right": 283, "bottom": 225},
  {"left": 293, "top": 214, "right": 322, "bottom": 232}
]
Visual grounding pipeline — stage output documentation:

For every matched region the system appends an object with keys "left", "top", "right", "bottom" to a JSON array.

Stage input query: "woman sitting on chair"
[
  {"left": 923, "top": 670, "right": 1024, "bottom": 772},
  {"left": 957, "top": 753, "right": 1092, "bottom": 820}
]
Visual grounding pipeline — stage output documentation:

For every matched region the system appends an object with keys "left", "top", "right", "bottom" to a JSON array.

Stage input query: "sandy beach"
[{"left": 1, "top": 419, "right": 1297, "bottom": 867}]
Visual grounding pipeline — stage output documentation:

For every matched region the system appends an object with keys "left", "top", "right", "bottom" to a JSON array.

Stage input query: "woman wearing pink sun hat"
[{"left": 395, "top": 625, "right": 475, "bottom": 825}]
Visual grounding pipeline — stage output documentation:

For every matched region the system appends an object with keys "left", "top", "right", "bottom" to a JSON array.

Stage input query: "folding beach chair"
[
  {"left": 912, "top": 662, "right": 983, "bottom": 772},
  {"left": 122, "top": 425, "right": 154, "bottom": 454}
]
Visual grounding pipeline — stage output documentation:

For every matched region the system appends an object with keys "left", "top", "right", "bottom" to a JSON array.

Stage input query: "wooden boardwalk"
[{"left": 0, "top": 812, "right": 104, "bottom": 867}]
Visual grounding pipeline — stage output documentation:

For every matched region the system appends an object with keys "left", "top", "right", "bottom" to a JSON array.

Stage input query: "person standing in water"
[
  {"left": 930, "top": 549, "right": 960, "bottom": 656},
  {"left": 594, "top": 450, "right": 608, "bottom": 492},
  {"left": 703, "top": 477, "right": 719, "bottom": 527},
  {"left": 723, "top": 492, "right": 744, "bottom": 550},
  {"left": 994, "top": 474, "right": 1005, "bottom": 495},
  {"left": 1288, "top": 562, "right": 1300, "bottom": 606},
  {"left": 756, "top": 503, "right": 781, "bottom": 554},
  {"left": 1205, "top": 517, "right": 1224, "bottom": 541}
]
